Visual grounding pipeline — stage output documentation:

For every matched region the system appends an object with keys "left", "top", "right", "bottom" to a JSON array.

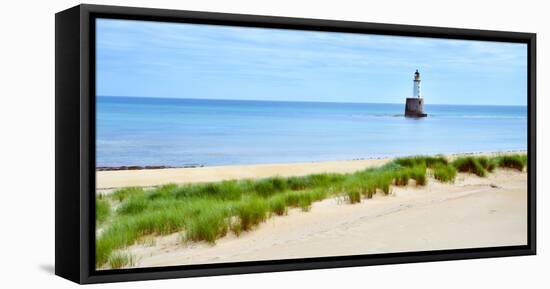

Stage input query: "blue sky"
[{"left": 96, "top": 19, "right": 527, "bottom": 106}]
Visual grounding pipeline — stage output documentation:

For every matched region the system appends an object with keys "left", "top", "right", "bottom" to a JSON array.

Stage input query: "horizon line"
[{"left": 97, "top": 95, "right": 528, "bottom": 107}]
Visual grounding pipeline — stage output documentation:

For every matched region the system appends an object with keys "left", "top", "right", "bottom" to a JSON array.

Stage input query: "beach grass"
[
  {"left": 95, "top": 153, "right": 526, "bottom": 268},
  {"left": 108, "top": 252, "right": 135, "bottom": 269},
  {"left": 235, "top": 197, "right": 269, "bottom": 231},
  {"left": 494, "top": 155, "right": 526, "bottom": 171},
  {"left": 345, "top": 190, "right": 362, "bottom": 204},
  {"left": 432, "top": 163, "right": 457, "bottom": 182},
  {"left": 111, "top": 187, "right": 145, "bottom": 202},
  {"left": 451, "top": 154, "right": 526, "bottom": 177},
  {"left": 185, "top": 206, "right": 230, "bottom": 242},
  {"left": 452, "top": 156, "right": 489, "bottom": 177},
  {"left": 96, "top": 197, "right": 110, "bottom": 224},
  {"left": 394, "top": 155, "right": 448, "bottom": 168},
  {"left": 268, "top": 195, "right": 288, "bottom": 216}
]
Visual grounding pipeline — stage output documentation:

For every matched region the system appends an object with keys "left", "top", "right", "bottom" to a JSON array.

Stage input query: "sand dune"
[{"left": 113, "top": 169, "right": 527, "bottom": 268}]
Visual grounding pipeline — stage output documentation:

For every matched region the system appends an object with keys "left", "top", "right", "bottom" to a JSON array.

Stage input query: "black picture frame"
[{"left": 55, "top": 4, "right": 536, "bottom": 284}]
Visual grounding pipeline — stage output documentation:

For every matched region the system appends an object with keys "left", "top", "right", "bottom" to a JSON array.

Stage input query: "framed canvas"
[{"left": 55, "top": 4, "right": 536, "bottom": 284}]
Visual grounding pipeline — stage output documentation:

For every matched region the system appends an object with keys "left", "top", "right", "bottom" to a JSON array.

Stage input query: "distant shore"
[{"left": 96, "top": 150, "right": 526, "bottom": 191}]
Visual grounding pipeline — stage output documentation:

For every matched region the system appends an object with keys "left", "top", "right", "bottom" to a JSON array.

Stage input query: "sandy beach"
[
  {"left": 96, "top": 151, "right": 523, "bottom": 191},
  {"left": 100, "top": 159, "right": 527, "bottom": 269},
  {"left": 96, "top": 158, "right": 391, "bottom": 191},
  {"left": 95, "top": 152, "right": 527, "bottom": 269}
]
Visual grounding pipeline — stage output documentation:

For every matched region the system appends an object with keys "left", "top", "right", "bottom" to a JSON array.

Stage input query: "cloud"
[{"left": 96, "top": 18, "right": 527, "bottom": 105}]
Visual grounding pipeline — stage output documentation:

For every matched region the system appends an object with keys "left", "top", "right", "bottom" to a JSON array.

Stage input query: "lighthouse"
[
  {"left": 413, "top": 69, "right": 421, "bottom": 98},
  {"left": 404, "top": 69, "right": 427, "bottom": 117}
]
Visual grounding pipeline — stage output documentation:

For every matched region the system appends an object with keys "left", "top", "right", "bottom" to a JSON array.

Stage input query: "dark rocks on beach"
[
  {"left": 96, "top": 164, "right": 205, "bottom": 171},
  {"left": 96, "top": 165, "right": 171, "bottom": 171}
]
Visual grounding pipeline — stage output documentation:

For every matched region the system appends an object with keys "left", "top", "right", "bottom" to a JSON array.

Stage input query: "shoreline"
[
  {"left": 96, "top": 150, "right": 526, "bottom": 191},
  {"left": 96, "top": 149, "right": 527, "bottom": 171}
]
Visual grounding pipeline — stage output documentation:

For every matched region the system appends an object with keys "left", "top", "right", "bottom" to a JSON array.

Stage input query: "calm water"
[{"left": 96, "top": 96, "right": 527, "bottom": 167}]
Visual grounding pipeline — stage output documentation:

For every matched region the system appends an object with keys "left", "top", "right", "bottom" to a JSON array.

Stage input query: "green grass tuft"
[
  {"left": 376, "top": 173, "right": 393, "bottom": 194},
  {"left": 146, "top": 183, "right": 178, "bottom": 200},
  {"left": 298, "top": 193, "right": 315, "bottom": 211},
  {"left": 116, "top": 196, "right": 148, "bottom": 215},
  {"left": 395, "top": 155, "right": 447, "bottom": 168},
  {"left": 185, "top": 208, "right": 229, "bottom": 243},
  {"left": 345, "top": 190, "right": 361, "bottom": 204},
  {"left": 432, "top": 163, "right": 457, "bottom": 182},
  {"left": 409, "top": 165, "right": 427, "bottom": 186},
  {"left": 268, "top": 195, "right": 288, "bottom": 216},
  {"left": 495, "top": 154, "right": 525, "bottom": 171},
  {"left": 108, "top": 252, "right": 135, "bottom": 269},
  {"left": 230, "top": 221, "right": 242, "bottom": 236},
  {"left": 111, "top": 187, "right": 144, "bottom": 202},
  {"left": 235, "top": 197, "right": 268, "bottom": 230},
  {"left": 477, "top": 156, "right": 497, "bottom": 172},
  {"left": 452, "top": 156, "right": 487, "bottom": 177},
  {"left": 394, "top": 170, "right": 410, "bottom": 186},
  {"left": 96, "top": 197, "right": 110, "bottom": 225},
  {"left": 253, "top": 177, "right": 288, "bottom": 197},
  {"left": 287, "top": 176, "right": 310, "bottom": 190}
]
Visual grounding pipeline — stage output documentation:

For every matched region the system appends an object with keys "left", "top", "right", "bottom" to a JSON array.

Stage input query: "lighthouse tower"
[
  {"left": 404, "top": 69, "right": 427, "bottom": 117},
  {"left": 413, "top": 69, "right": 421, "bottom": 98}
]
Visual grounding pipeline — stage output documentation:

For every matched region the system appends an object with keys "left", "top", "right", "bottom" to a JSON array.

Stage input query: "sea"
[{"left": 96, "top": 96, "right": 527, "bottom": 168}]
